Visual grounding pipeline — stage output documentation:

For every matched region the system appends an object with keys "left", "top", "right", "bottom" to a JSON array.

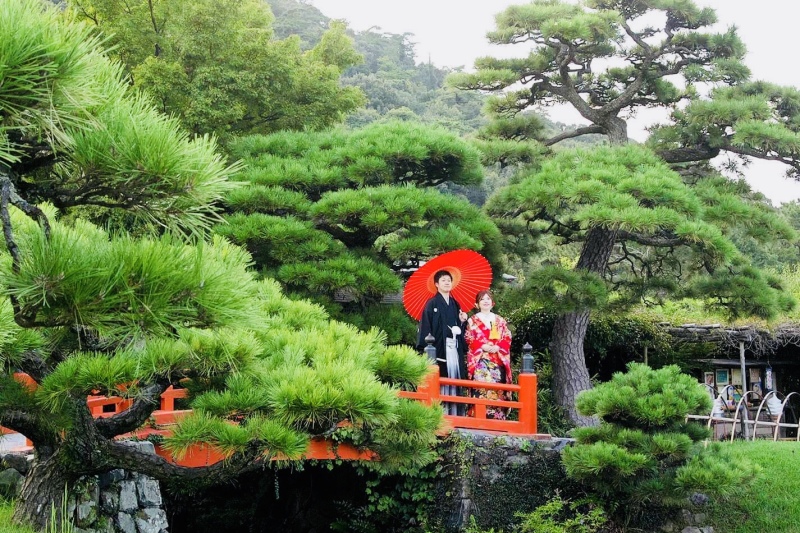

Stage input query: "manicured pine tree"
[
  {"left": 0, "top": 2, "right": 441, "bottom": 527},
  {"left": 450, "top": 0, "right": 800, "bottom": 424},
  {"left": 487, "top": 144, "right": 794, "bottom": 424},
  {"left": 218, "top": 123, "right": 503, "bottom": 342},
  {"left": 563, "top": 363, "right": 756, "bottom": 525}
]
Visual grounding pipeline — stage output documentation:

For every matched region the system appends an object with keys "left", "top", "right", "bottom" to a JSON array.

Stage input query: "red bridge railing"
[
  {"left": 399, "top": 365, "right": 541, "bottom": 436},
  {"left": 2, "top": 365, "right": 545, "bottom": 463}
]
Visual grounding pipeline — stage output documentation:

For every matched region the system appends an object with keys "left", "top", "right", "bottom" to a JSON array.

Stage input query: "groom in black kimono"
[{"left": 416, "top": 269, "right": 468, "bottom": 415}]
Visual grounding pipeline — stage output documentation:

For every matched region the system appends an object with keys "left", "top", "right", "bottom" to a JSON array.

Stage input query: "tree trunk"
[
  {"left": 12, "top": 452, "right": 73, "bottom": 529},
  {"left": 547, "top": 114, "right": 628, "bottom": 427},
  {"left": 604, "top": 117, "right": 628, "bottom": 146},
  {"left": 550, "top": 226, "right": 618, "bottom": 427},
  {"left": 551, "top": 310, "right": 596, "bottom": 426}
]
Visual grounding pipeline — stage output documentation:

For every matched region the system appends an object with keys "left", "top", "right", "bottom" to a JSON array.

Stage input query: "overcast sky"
[{"left": 310, "top": 0, "right": 800, "bottom": 204}]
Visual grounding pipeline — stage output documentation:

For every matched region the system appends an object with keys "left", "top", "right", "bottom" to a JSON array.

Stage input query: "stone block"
[
  {"left": 76, "top": 499, "right": 97, "bottom": 528},
  {"left": 100, "top": 488, "right": 120, "bottom": 513},
  {"left": 136, "top": 476, "right": 162, "bottom": 507},
  {"left": 135, "top": 507, "right": 169, "bottom": 533},
  {"left": 119, "top": 480, "right": 139, "bottom": 513},
  {"left": 99, "top": 469, "right": 126, "bottom": 489},
  {"left": 0, "top": 453, "right": 30, "bottom": 475},
  {"left": 0, "top": 467, "right": 23, "bottom": 498},
  {"left": 116, "top": 512, "right": 137, "bottom": 533}
]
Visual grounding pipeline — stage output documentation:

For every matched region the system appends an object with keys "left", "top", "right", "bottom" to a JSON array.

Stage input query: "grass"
[
  {"left": 0, "top": 496, "right": 74, "bottom": 533},
  {"left": 0, "top": 500, "right": 35, "bottom": 533},
  {"left": 706, "top": 440, "right": 800, "bottom": 532}
]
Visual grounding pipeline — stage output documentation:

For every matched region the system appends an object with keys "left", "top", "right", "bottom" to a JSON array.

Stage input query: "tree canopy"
[
  {"left": 490, "top": 145, "right": 795, "bottom": 319},
  {"left": 449, "top": 0, "right": 750, "bottom": 146},
  {"left": 649, "top": 81, "right": 800, "bottom": 177},
  {"left": 488, "top": 144, "right": 794, "bottom": 423},
  {"left": 217, "top": 122, "right": 502, "bottom": 341},
  {"left": 449, "top": 0, "right": 800, "bottom": 425},
  {"left": 69, "top": 0, "right": 365, "bottom": 137}
]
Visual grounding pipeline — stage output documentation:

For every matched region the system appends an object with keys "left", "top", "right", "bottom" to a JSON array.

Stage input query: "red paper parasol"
[{"left": 403, "top": 250, "right": 493, "bottom": 320}]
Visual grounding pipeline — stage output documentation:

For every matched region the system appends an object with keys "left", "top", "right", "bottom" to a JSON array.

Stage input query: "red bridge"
[{"left": 1, "top": 366, "right": 545, "bottom": 465}]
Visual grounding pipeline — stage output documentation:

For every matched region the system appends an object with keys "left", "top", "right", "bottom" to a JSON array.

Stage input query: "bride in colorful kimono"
[{"left": 464, "top": 290, "right": 513, "bottom": 420}]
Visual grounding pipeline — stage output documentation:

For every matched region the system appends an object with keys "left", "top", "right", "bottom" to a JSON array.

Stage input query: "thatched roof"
[{"left": 664, "top": 323, "right": 800, "bottom": 357}]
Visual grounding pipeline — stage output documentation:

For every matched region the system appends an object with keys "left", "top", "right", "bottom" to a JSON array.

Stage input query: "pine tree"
[
  {"left": 563, "top": 363, "right": 757, "bottom": 525},
  {"left": 488, "top": 145, "right": 794, "bottom": 424},
  {"left": 218, "top": 123, "right": 502, "bottom": 341},
  {"left": 450, "top": 0, "right": 800, "bottom": 424},
  {"left": 0, "top": 2, "right": 441, "bottom": 527}
]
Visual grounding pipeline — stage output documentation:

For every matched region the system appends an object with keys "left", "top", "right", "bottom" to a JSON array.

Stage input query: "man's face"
[{"left": 435, "top": 275, "right": 453, "bottom": 293}]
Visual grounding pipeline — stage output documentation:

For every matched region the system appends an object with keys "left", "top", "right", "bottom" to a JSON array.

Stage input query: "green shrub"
[
  {"left": 562, "top": 363, "right": 758, "bottom": 526},
  {"left": 459, "top": 496, "right": 607, "bottom": 533},
  {"left": 516, "top": 496, "right": 607, "bottom": 533}
]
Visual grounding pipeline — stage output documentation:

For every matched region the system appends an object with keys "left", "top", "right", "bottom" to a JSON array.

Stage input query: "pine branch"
[
  {"left": 543, "top": 125, "right": 606, "bottom": 146},
  {"left": 95, "top": 381, "right": 171, "bottom": 439},
  {"left": 0, "top": 169, "right": 51, "bottom": 248},
  {"left": 616, "top": 230, "right": 684, "bottom": 247},
  {"left": 103, "top": 439, "right": 265, "bottom": 485},
  {"left": 0, "top": 166, "right": 54, "bottom": 327},
  {"left": 656, "top": 145, "right": 721, "bottom": 164},
  {"left": 722, "top": 142, "right": 800, "bottom": 175},
  {"left": 0, "top": 410, "right": 58, "bottom": 447},
  {"left": 16, "top": 351, "right": 50, "bottom": 383}
]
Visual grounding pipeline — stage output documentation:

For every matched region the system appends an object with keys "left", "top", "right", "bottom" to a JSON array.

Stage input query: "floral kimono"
[{"left": 464, "top": 314, "right": 512, "bottom": 419}]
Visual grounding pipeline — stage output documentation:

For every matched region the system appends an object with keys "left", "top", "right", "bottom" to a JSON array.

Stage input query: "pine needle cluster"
[
  {"left": 488, "top": 145, "right": 795, "bottom": 319},
  {"left": 0, "top": 214, "right": 441, "bottom": 469}
]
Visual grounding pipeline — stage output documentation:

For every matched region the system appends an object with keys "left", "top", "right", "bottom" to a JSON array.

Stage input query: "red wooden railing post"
[
  {"left": 161, "top": 386, "right": 175, "bottom": 411},
  {"left": 427, "top": 365, "right": 440, "bottom": 406},
  {"left": 13, "top": 372, "right": 37, "bottom": 390},
  {"left": 517, "top": 372, "right": 538, "bottom": 435}
]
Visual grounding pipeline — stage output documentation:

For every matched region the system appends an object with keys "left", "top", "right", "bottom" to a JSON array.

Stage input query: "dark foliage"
[{"left": 509, "top": 306, "right": 678, "bottom": 382}]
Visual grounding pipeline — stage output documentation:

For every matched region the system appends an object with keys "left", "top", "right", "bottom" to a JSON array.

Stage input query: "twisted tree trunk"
[
  {"left": 12, "top": 450, "right": 73, "bottom": 529},
  {"left": 549, "top": 117, "right": 627, "bottom": 427},
  {"left": 10, "top": 396, "right": 263, "bottom": 529},
  {"left": 551, "top": 225, "right": 618, "bottom": 426},
  {"left": 551, "top": 309, "right": 596, "bottom": 426}
]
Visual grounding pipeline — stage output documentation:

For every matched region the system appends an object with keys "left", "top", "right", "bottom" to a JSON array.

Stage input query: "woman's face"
[{"left": 477, "top": 294, "right": 493, "bottom": 313}]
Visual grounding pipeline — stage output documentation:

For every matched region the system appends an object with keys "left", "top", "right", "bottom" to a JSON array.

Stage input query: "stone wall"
[
  {"left": 2, "top": 434, "right": 716, "bottom": 532},
  {"left": 429, "top": 431, "right": 577, "bottom": 532},
  {"left": 0, "top": 441, "right": 168, "bottom": 533},
  {"left": 429, "top": 431, "right": 715, "bottom": 533}
]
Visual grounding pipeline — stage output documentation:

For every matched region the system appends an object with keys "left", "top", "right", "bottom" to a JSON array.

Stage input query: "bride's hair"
[{"left": 474, "top": 289, "right": 494, "bottom": 305}]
